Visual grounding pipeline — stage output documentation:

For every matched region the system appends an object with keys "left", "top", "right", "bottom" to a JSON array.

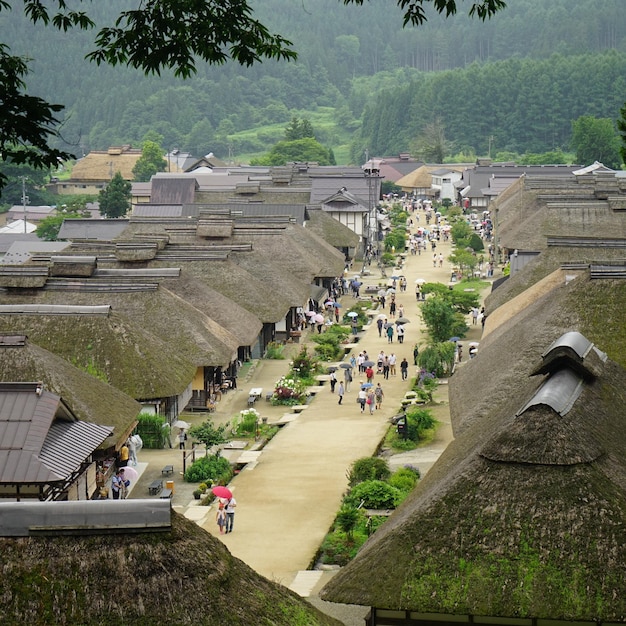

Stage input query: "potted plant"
[{"left": 193, "top": 489, "right": 203, "bottom": 500}]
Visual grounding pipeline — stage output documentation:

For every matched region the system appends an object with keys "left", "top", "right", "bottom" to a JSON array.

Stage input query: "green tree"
[
  {"left": 618, "top": 102, "right": 626, "bottom": 167},
  {"left": 98, "top": 172, "right": 131, "bottom": 218},
  {"left": 251, "top": 137, "right": 335, "bottom": 166},
  {"left": 188, "top": 418, "right": 230, "bottom": 456},
  {"left": 410, "top": 117, "right": 452, "bottom": 163},
  {"left": 420, "top": 296, "right": 468, "bottom": 343},
  {"left": 570, "top": 116, "right": 622, "bottom": 169},
  {"left": 132, "top": 140, "right": 167, "bottom": 181},
  {"left": 284, "top": 117, "right": 315, "bottom": 141}
]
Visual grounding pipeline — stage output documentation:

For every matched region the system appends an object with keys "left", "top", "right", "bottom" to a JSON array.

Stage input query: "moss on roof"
[{"left": 0, "top": 510, "right": 341, "bottom": 626}]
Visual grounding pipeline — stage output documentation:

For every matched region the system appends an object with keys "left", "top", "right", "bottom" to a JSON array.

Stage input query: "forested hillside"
[
  {"left": 356, "top": 52, "right": 626, "bottom": 159},
  {"left": 2, "top": 0, "right": 625, "bottom": 163}
]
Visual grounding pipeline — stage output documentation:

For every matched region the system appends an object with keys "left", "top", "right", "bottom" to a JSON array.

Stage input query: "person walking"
[
  {"left": 413, "top": 344, "right": 420, "bottom": 365},
  {"left": 337, "top": 381, "right": 345, "bottom": 404},
  {"left": 365, "top": 365, "right": 375, "bottom": 384},
  {"left": 367, "top": 390, "right": 376, "bottom": 414},
  {"left": 225, "top": 497, "right": 237, "bottom": 533},
  {"left": 178, "top": 429, "right": 187, "bottom": 450},
  {"left": 386, "top": 324, "right": 394, "bottom": 343},
  {"left": 216, "top": 502, "right": 227, "bottom": 535},
  {"left": 397, "top": 324, "right": 405, "bottom": 344},
  {"left": 357, "top": 386, "right": 367, "bottom": 413},
  {"left": 382, "top": 355, "right": 390, "bottom": 380},
  {"left": 400, "top": 357, "right": 409, "bottom": 380},
  {"left": 389, "top": 299, "right": 396, "bottom": 319},
  {"left": 374, "top": 383, "right": 384, "bottom": 410},
  {"left": 329, "top": 370, "right": 337, "bottom": 393},
  {"left": 389, "top": 353, "right": 397, "bottom": 376},
  {"left": 377, "top": 316, "right": 384, "bottom": 337},
  {"left": 344, "top": 367, "right": 352, "bottom": 393}
]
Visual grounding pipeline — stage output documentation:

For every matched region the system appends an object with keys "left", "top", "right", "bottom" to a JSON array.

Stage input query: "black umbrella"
[
  {"left": 327, "top": 366, "right": 338, "bottom": 373},
  {"left": 395, "top": 317, "right": 411, "bottom": 325},
  {"left": 362, "top": 360, "right": 375, "bottom": 367},
  {"left": 339, "top": 363, "right": 353, "bottom": 369}
]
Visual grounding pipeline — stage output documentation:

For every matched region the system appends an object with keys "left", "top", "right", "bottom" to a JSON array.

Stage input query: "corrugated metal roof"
[
  {"left": 0, "top": 305, "right": 111, "bottom": 315},
  {"left": 0, "top": 386, "right": 111, "bottom": 485},
  {"left": 57, "top": 219, "right": 129, "bottom": 241}
]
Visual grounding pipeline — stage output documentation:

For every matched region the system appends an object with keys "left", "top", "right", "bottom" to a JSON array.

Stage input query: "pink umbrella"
[
  {"left": 212, "top": 486, "right": 233, "bottom": 500},
  {"left": 314, "top": 313, "right": 324, "bottom": 324},
  {"left": 120, "top": 466, "right": 138, "bottom": 483}
]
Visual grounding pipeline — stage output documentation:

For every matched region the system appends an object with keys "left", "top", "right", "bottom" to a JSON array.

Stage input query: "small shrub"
[
  {"left": 184, "top": 454, "right": 233, "bottom": 484},
  {"left": 344, "top": 480, "right": 401, "bottom": 510},
  {"left": 347, "top": 457, "right": 391, "bottom": 487},
  {"left": 318, "top": 529, "right": 368, "bottom": 566},
  {"left": 388, "top": 467, "right": 420, "bottom": 493},
  {"left": 233, "top": 408, "right": 260, "bottom": 436},
  {"left": 335, "top": 505, "right": 362, "bottom": 541},
  {"left": 405, "top": 406, "right": 437, "bottom": 442}
]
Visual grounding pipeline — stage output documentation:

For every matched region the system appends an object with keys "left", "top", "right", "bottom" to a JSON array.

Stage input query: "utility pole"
[{"left": 20, "top": 176, "right": 29, "bottom": 233}]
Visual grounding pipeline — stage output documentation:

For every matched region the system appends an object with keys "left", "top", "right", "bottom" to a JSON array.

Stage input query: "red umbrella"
[{"left": 212, "top": 486, "right": 232, "bottom": 500}]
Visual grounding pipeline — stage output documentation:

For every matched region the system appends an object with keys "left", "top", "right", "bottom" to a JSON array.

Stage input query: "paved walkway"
[{"left": 128, "top": 230, "right": 487, "bottom": 624}]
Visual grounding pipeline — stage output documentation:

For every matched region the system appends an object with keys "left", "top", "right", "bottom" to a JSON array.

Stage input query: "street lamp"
[{"left": 20, "top": 176, "right": 29, "bottom": 233}]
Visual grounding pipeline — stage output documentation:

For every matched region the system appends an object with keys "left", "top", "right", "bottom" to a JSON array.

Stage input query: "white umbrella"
[
  {"left": 347, "top": 311, "right": 358, "bottom": 318},
  {"left": 386, "top": 288, "right": 396, "bottom": 295},
  {"left": 415, "top": 278, "right": 426, "bottom": 284},
  {"left": 172, "top": 419, "right": 190, "bottom": 430},
  {"left": 469, "top": 341, "right": 480, "bottom": 348}
]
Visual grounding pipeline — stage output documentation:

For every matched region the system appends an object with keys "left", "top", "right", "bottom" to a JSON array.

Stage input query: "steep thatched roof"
[
  {"left": 0, "top": 305, "right": 196, "bottom": 401},
  {"left": 305, "top": 207, "right": 360, "bottom": 249},
  {"left": 0, "top": 509, "right": 341, "bottom": 626},
  {"left": 157, "top": 267, "right": 262, "bottom": 345},
  {"left": 455, "top": 272, "right": 626, "bottom": 436},
  {"left": 0, "top": 337, "right": 140, "bottom": 449},
  {"left": 321, "top": 332, "right": 626, "bottom": 622}
]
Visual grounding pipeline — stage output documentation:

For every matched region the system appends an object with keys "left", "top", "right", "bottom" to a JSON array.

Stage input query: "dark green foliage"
[
  {"left": 318, "top": 528, "right": 368, "bottom": 566},
  {"left": 184, "top": 454, "right": 233, "bottom": 484},
  {"left": 132, "top": 140, "right": 167, "bottom": 181},
  {"left": 250, "top": 137, "right": 335, "bottom": 166},
  {"left": 405, "top": 406, "right": 437, "bottom": 441},
  {"left": 344, "top": 480, "right": 401, "bottom": 509},
  {"left": 618, "top": 101, "right": 626, "bottom": 167},
  {"left": 420, "top": 296, "right": 468, "bottom": 342},
  {"left": 387, "top": 466, "right": 420, "bottom": 492},
  {"left": 98, "top": 172, "right": 131, "bottom": 218},
  {"left": 310, "top": 333, "right": 345, "bottom": 361},
  {"left": 468, "top": 233, "right": 484, "bottom": 252},
  {"left": 347, "top": 457, "right": 391, "bottom": 486},
  {"left": 136, "top": 412, "right": 168, "bottom": 449},
  {"left": 417, "top": 342, "right": 456, "bottom": 377},
  {"left": 335, "top": 505, "right": 361, "bottom": 541},
  {"left": 570, "top": 115, "right": 621, "bottom": 169},
  {"left": 383, "top": 229, "right": 407, "bottom": 253},
  {"left": 290, "top": 347, "right": 319, "bottom": 379}
]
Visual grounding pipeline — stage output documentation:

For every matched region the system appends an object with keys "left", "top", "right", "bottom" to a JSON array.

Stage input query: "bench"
[
  {"left": 159, "top": 488, "right": 173, "bottom": 499},
  {"left": 148, "top": 479, "right": 163, "bottom": 495},
  {"left": 265, "top": 392, "right": 273, "bottom": 402},
  {"left": 248, "top": 395, "right": 258, "bottom": 407},
  {"left": 161, "top": 465, "right": 174, "bottom": 476}
]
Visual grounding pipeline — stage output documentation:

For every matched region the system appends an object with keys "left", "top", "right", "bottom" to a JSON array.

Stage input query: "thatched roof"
[
  {"left": 231, "top": 220, "right": 345, "bottom": 280},
  {"left": 157, "top": 267, "right": 262, "bottom": 346},
  {"left": 493, "top": 173, "right": 626, "bottom": 251},
  {"left": 321, "top": 330, "right": 626, "bottom": 622},
  {"left": 71, "top": 147, "right": 143, "bottom": 181},
  {"left": 305, "top": 207, "right": 360, "bottom": 249},
  {"left": 0, "top": 336, "right": 140, "bottom": 449},
  {"left": 0, "top": 509, "right": 341, "bottom": 626},
  {"left": 0, "top": 305, "right": 196, "bottom": 401}
]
